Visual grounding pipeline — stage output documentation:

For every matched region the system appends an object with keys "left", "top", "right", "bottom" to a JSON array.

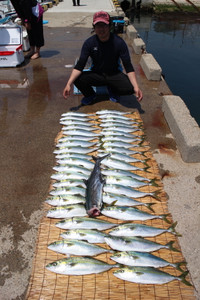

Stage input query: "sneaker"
[
  {"left": 81, "top": 95, "right": 96, "bottom": 105},
  {"left": 108, "top": 88, "right": 119, "bottom": 103}
]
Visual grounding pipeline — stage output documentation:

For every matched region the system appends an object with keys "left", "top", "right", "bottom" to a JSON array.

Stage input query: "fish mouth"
[{"left": 87, "top": 207, "right": 101, "bottom": 217}]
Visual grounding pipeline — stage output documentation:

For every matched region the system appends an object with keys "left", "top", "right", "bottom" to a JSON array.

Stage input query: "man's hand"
[
  {"left": 63, "top": 83, "right": 71, "bottom": 99},
  {"left": 62, "top": 69, "right": 82, "bottom": 99},
  {"left": 135, "top": 88, "right": 143, "bottom": 102}
]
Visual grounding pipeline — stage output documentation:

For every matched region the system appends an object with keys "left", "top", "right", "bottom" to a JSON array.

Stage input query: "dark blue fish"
[{"left": 85, "top": 154, "right": 110, "bottom": 217}]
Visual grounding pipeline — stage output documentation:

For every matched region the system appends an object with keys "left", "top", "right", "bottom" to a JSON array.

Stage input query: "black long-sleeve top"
[
  {"left": 74, "top": 33, "right": 134, "bottom": 75},
  {"left": 10, "top": 0, "right": 37, "bottom": 21}
]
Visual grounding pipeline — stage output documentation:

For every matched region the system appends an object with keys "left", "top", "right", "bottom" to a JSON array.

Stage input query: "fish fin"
[
  {"left": 100, "top": 153, "right": 111, "bottom": 162},
  {"left": 112, "top": 200, "right": 118, "bottom": 206},
  {"left": 92, "top": 155, "right": 97, "bottom": 162},
  {"left": 83, "top": 179, "right": 88, "bottom": 185},
  {"left": 175, "top": 261, "right": 187, "bottom": 272},
  {"left": 166, "top": 241, "right": 180, "bottom": 252},
  {"left": 161, "top": 214, "right": 171, "bottom": 224},
  {"left": 179, "top": 271, "right": 192, "bottom": 286},
  {"left": 145, "top": 202, "right": 156, "bottom": 212}
]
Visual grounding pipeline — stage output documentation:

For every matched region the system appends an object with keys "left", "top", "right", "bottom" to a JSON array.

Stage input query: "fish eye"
[{"left": 52, "top": 262, "right": 57, "bottom": 266}]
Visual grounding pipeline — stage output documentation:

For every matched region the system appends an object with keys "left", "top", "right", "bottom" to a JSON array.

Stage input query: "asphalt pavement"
[{"left": 0, "top": 0, "right": 200, "bottom": 299}]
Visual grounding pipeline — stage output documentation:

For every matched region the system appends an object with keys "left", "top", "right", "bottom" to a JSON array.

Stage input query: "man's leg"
[
  {"left": 74, "top": 71, "right": 107, "bottom": 97},
  {"left": 106, "top": 72, "right": 134, "bottom": 96}
]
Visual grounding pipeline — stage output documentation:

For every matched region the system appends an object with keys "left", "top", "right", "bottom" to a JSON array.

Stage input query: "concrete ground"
[{"left": 0, "top": 0, "right": 200, "bottom": 299}]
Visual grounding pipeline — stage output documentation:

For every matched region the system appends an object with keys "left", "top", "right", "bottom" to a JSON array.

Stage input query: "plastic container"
[{"left": 0, "top": 24, "right": 24, "bottom": 67}]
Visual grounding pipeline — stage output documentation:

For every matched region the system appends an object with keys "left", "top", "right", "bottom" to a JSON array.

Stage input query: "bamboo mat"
[{"left": 26, "top": 112, "right": 196, "bottom": 300}]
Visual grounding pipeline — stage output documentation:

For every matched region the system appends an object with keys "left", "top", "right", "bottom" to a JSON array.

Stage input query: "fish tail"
[
  {"left": 150, "top": 178, "right": 159, "bottom": 187},
  {"left": 161, "top": 213, "right": 171, "bottom": 224},
  {"left": 151, "top": 189, "right": 162, "bottom": 201},
  {"left": 143, "top": 159, "right": 150, "bottom": 168},
  {"left": 166, "top": 241, "right": 180, "bottom": 252},
  {"left": 168, "top": 221, "right": 182, "bottom": 237},
  {"left": 145, "top": 202, "right": 156, "bottom": 212},
  {"left": 92, "top": 153, "right": 110, "bottom": 163},
  {"left": 143, "top": 166, "right": 151, "bottom": 173},
  {"left": 175, "top": 261, "right": 187, "bottom": 272},
  {"left": 179, "top": 271, "right": 192, "bottom": 286}
]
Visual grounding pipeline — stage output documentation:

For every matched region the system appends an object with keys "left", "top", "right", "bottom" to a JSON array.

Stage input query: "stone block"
[
  {"left": 132, "top": 38, "right": 145, "bottom": 54},
  {"left": 162, "top": 95, "right": 200, "bottom": 162},
  {"left": 126, "top": 25, "right": 137, "bottom": 39},
  {"left": 140, "top": 53, "right": 162, "bottom": 80}
]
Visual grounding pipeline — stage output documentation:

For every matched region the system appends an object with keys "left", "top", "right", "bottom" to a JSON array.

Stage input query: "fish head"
[
  {"left": 46, "top": 259, "right": 67, "bottom": 273},
  {"left": 87, "top": 207, "right": 101, "bottom": 217}
]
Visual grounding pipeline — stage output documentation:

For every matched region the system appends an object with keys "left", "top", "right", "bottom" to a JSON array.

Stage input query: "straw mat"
[{"left": 26, "top": 112, "right": 196, "bottom": 299}]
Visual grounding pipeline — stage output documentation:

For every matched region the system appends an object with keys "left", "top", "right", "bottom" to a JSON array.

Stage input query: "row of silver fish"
[{"left": 45, "top": 110, "right": 191, "bottom": 286}]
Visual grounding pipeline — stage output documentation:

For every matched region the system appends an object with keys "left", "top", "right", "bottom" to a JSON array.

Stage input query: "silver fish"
[
  {"left": 46, "top": 256, "right": 119, "bottom": 275},
  {"left": 102, "top": 193, "right": 155, "bottom": 211},
  {"left": 54, "top": 147, "right": 98, "bottom": 155},
  {"left": 101, "top": 206, "right": 169, "bottom": 222},
  {"left": 45, "top": 195, "right": 86, "bottom": 206},
  {"left": 51, "top": 171, "right": 88, "bottom": 181},
  {"left": 96, "top": 110, "right": 131, "bottom": 115},
  {"left": 56, "top": 157, "right": 94, "bottom": 169},
  {"left": 46, "top": 204, "right": 87, "bottom": 218},
  {"left": 59, "top": 135, "right": 96, "bottom": 142},
  {"left": 100, "top": 147, "right": 145, "bottom": 156},
  {"left": 62, "top": 130, "right": 101, "bottom": 137},
  {"left": 104, "top": 236, "right": 179, "bottom": 252},
  {"left": 56, "top": 141, "right": 97, "bottom": 148},
  {"left": 105, "top": 176, "right": 152, "bottom": 188},
  {"left": 99, "top": 122, "right": 140, "bottom": 129},
  {"left": 110, "top": 251, "right": 185, "bottom": 270},
  {"left": 102, "top": 127, "right": 139, "bottom": 133},
  {"left": 100, "top": 131, "right": 140, "bottom": 138},
  {"left": 103, "top": 184, "right": 159, "bottom": 200},
  {"left": 62, "top": 125, "right": 97, "bottom": 132},
  {"left": 49, "top": 186, "right": 86, "bottom": 197},
  {"left": 101, "top": 169, "right": 152, "bottom": 182},
  {"left": 60, "top": 120, "right": 94, "bottom": 126},
  {"left": 100, "top": 124, "right": 141, "bottom": 131},
  {"left": 102, "top": 141, "right": 142, "bottom": 149},
  {"left": 52, "top": 179, "right": 86, "bottom": 189},
  {"left": 101, "top": 136, "right": 142, "bottom": 144},
  {"left": 113, "top": 267, "right": 191, "bottom": 285},
  {"left": 102, "top": 159, "right": 148, "bottom": 172},
  {"left": 109, "top": 222, "right": 179, "bottom": 237},
  {"left": 61, "top": 229, "right": 109, "bottom": 244},
  {"left": 61, "top": 112, "right": 95, "bottom": 117},
  {"left": 108, "top": 153, "right": 148, "bottom": 164},
  {"left": 47, "top": 239, "right": 111, "bottom": 256},
  {"left": 53, "top": 165, "right": 91, "bottom": 175},
  {"left": 55, "top": 153, "right": 92, "bottom": 160},
  {"left": 98, "top": 114, "right": 132, "bottom": 121},
  {"left": 55, "top": 217, "right": 117, "bottom": 230},
  {"left": 59, "top": 116, "right": 90, "bottom": 122},
  {"left": 85, "top": 154, "right": 110, "bottom": 217}
]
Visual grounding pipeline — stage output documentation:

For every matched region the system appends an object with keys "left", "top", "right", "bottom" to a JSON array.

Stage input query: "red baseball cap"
[{"left": 93, "top": 11, "right": 110, "bottom": 25}]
